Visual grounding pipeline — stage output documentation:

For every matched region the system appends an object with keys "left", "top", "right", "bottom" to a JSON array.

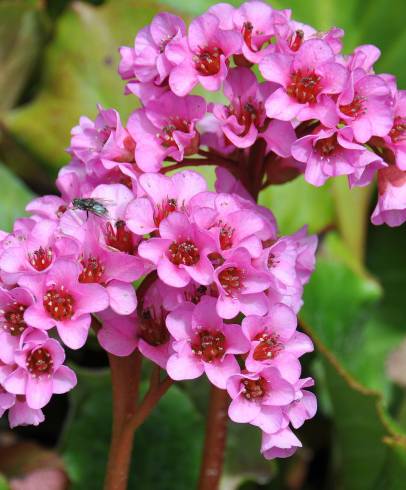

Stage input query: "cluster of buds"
[{"left": 1, "top": 0, "right": 404, "bottom": 460}]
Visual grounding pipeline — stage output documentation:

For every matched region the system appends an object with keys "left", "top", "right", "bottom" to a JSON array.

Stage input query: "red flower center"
[
  {"left": 159, "top": 34, "right": 175, "bottom": 53},
  {"left": 160, "top": 117, "right": 191, "bottom": 148},
  {"left": 242, "top": 21, "right": 254, "bottom": 50},
  {"left": 219, "top": 223, "right": 234, "bottom": 250},
  {"left": 3, "top": 303, "right": 27, "bottom": 336},
  {"left": 253, "top": 332, "right": 283, "bottom": 360},
  {"left": 43, "top": 287, "right": 74, "bottom": 321},
  {"left": 192, "top": 329, "right": 226, "bottom": 362},
  {"left": 56, "top": 205, "right": 67, "bottom": 218},
  {"left": 289, "top": 30, "right": 304, "bottom": 52},
  {"left": 26, "top": 348, "right": 53, "bottom": 377},
  {"left": 389, "top": 116, "right": 406, "bottom": 144},
  {"left": 315, "top": 134, "right": 339, "bottom": 158},
  {"left": 139, "top": 308, "right": 169, "bottom": 346},
  {"left": 218, "top": 266, "right": 244, "bottom": 295},
  {"left": 105, "top": 221, "right": 135, "bottom": 254},
  {"left": 28, "top": 247, "right": 53, "bottom": 271},
  {"left": 168, "top": 240, "right": 200, "bottom": 266},
  {"left": 229, "top": 98, "right": 264, "bottom": 135},
  {"left": 287, "top": 70, "right": 322, "bottom": 104},
  {"left": 340, "top": 94, "right": 366, "bottom": 118},
  {"left": 242, "top": 377, "right": 267, "bottom": 400},
  {"left": 154, "top": 198, "right": 178, "bottom": 227},
  {"left": 79, "top": 256, "right": 105, "bottom": 284},
  {"left": 195, "top": 47, "right": 223, "bottom": 76}
]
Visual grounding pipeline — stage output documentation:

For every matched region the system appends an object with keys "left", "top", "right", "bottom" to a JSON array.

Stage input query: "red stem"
[{"left": 197, "top": 387, "right": 230, "bottom": 490}]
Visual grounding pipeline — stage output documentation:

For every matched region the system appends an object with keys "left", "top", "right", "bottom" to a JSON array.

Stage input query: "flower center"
[
  {"left": 340, "top": 94, "right": 366, "bottom": 118},
  {"left": 43, "top": 287, "right": 74, "bottom": 321},
  {"left": 26, "top": 348, "right": 53, "bottom": 377},
  {"left": 28, "top": 247, "right": 53, "bottom": 271},
  {"left": 229, "top": 98, "right": 264, "bottom": 135},
  {"left": 3, "top": 303, "right": 27, "bottom": 336},
  {"left": 79, "top": 256, "right": 105, "bottom": 283},
  {"left": 56, "top": 205, "right": 67, "bottom": 218},
  {"left": 389, "top": 116, "right": 406, "bottom": 144},
  {"left": 154, "top": 198, "right": 178, "bottom": 227},
  {"left": 139, "top": 308, "right": 169, "bottom": 346},
  {"left": 192, "top": 329, "right": 226, "bottom": 362},
  {"left": 168, "top": 240, "right": 200, "bottom": 266},
  {"left": 253, "top": 332, "right": 283, "bottom": 360},
  {"left": 242, "top": 21, "right": 254, "bottom": 50},
  {"left": 218, "top": 266, "right": 244, "bottom": 295},
  {"left": 105, "top": 220, "right": 134, "bottom": 254},
  {"left": 287, "top": 70, "right": 322, "bottom": 104},
  {"left": 315, "top": 134, "right": 338, "bottom": 158},
  {"left": 289, "top": 30, "right": 304, "bottom": 52},
  {"left": 219, "top": 223, "right": 234, "bottom": 250},
  {"left": 160, "top": 117, "right": 191, "bottom": 148},
  {"left": 195, "top": 47, "right": 223, "bottom": 76},
  {"left": 242, "top": 377, "right": 267, "bottom": 400}
]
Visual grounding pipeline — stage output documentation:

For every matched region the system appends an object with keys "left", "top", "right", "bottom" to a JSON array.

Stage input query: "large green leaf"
[
  {"left": 0, "top": 162, "right": 34, "bottom": 232},
  {"left": 3, "top": 0, "right": 156, "bottom": 168},
  {"left": 300, "top": 233, "right": 406, "bottom": 490},
  {"left": 0, "top": 0, "right": 48, "bottom": 112},
  {"left": 60, "top": 367, "right": 204, "bottom": 490}
]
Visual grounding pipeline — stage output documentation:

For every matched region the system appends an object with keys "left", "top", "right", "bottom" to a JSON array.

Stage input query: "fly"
[{"left": 72, "top": 198, "right": 110, "bottom": 218}]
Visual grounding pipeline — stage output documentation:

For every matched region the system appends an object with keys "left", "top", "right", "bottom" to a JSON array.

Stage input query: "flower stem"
[
  {"left": 197, "top": 386, "right": 230, "bottom": 490},
  {"left": 104, "top": 351, "right": 142, "bottom": 490}
]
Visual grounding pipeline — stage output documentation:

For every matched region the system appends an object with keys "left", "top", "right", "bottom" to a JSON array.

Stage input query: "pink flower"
[
  {"left": 383, "top": 90, "right": 406, "bottom": 170},
  {"left": 371, "top": 166, "right": 406, "bottom": 227},
  {"left": 0, "top": 287, "right": 35, "bottom": 364},
  {"left": 97, "top": 309, "right": 138, "bottom": 357},
  {"left": 166, "top": 297, "right": 250, "bottom": 388},
  {"left": 260, "top": 39, "right": 348, "bottom": 126},
  {"left": 138, "top": 212, "right": 216, "bottom": 288},
  {"left": 26, "top": 195, "right": 68, "bottom": 221},
  {"left": 233, "top": 1, "right": 276, "bottom": 63},
  {"left": 242, "top": 305, "right": 313, "bottom": 381},
  {"left": 20, "top": 259, "right": 109, "bottom": 349},
  {"left": 167, "top": 13, "right": 242, "bottom": 96},
  {"left": 286, "top": 377, "right": 317, "bottom": 429},
  {"left": 0, "top": 219, "right": 78, "bottom": 284},
  {"left": 119, "top": 13, "right": 186, "bottom": 85},
  {"left": 261, "top": 427, "right": 302, "bottom": 459},
  {"left": 337, "top": 73, "right": 394, "bottom": 143},
  {"left": 214, "top": 248, "right": 271, "bottom": 319},
  {"left": 3, "top": 329, "right": 77, "bottom": 409},
  {"left": 227, "top": 367, "right": 295, "bottom": 433},
  {"left": 127, "top": 92, "right": 205, "bottom": 171},
  {"left": 126, "top": 170, "right": 207, "bottom": 235},
  {"left": 291, "top": 126, "right": 385, "bottom": 187},
  {"left": 8, "top": 398, "right": 45, "bottom": 428},
  {"left": 137, "top": 280, "right": 173, "bottom": 368},
  {"left": 211, "top": 67, "right": 273, "bottom": 148}
]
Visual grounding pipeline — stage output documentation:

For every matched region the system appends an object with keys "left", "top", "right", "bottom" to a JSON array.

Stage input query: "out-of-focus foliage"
[{"left": 0, "top": 1, "right": 405, "bottom": 489}]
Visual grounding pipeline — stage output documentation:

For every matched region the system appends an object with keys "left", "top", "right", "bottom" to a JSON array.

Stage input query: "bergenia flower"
[
  {"left": 166, "top": 297, "right": 250, "bottom": 388},
  {"left": 20, "top": 259, "right": 109, "bottom": 349},
  {"left": 167, "top": 13, "right": 242, "bottom": 96},
  {"left": 3, "top": 329, "right": 77, "bottom": 409},
  {"left": 127, "top": 92, "right": 206, "bottom": 171}
]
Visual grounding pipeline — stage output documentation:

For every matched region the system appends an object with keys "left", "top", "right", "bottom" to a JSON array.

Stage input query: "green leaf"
[
  {"left": 0, "top": 0, "right": 48, "bottom": 112},
  {"left": 0, "top": 162, "right": 34, "bottom": 232},
  {"left": 3, "top": 0, "right": 158, "bottom": 168},
  {"left": 60, "top": 367, "right": 204, "bottom": 490},
  {"left": 0, "top": 475, "right": 10, "bottom": 490},
  {"left": 300, "top": 233, "right": 406, "bottom": 489}
]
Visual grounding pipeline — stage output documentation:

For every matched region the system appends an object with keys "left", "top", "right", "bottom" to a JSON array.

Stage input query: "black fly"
[{"left": 72, "top": 198, "right": 109, "bottom": 218}]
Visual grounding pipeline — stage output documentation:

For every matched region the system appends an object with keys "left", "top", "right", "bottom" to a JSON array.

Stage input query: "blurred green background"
[{"left": 0, "top": 1, "right": 406, "bottom": 489}]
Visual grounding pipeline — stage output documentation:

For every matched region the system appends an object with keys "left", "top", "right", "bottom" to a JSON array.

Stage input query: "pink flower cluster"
[
  {"left": 0, "top": 0, "right": 404, "bottom": 462},
  {"left": 120, "top": 2, "right": 406, "bottom": 226}
]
